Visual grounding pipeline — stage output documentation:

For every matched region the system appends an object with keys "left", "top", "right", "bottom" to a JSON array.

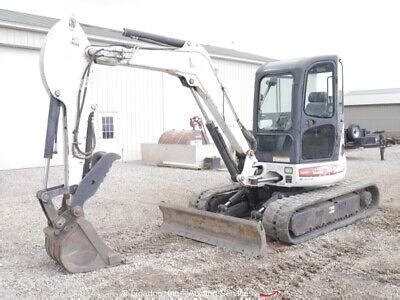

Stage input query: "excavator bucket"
[
  {"left": 37, "top": 153, "right": 125, "bottom": 273},
  {"left": 159, "top": 203, "right": 267, "bottom": 257},
  {"left": 43, "top": 211, "right": 124, "bottom": 273}
]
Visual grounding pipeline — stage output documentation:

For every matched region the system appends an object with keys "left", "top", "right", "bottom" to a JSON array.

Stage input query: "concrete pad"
[{"left": 141, "top": 143, "right": 221, "bottom": 168}]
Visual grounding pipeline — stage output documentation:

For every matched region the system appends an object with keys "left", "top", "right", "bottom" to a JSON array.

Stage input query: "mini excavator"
[{"left": 36, "top": 17, "right": 379, "bottom": 273}]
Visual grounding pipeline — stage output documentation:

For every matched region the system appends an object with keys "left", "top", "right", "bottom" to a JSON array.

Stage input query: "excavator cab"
[{"left": 253, "top": 56, "right": 344, "bottom": 166}]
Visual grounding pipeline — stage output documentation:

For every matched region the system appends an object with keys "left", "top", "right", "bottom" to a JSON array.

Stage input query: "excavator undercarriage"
[{"left": 160, "top": 180, "right": 379, "bottom": 256}]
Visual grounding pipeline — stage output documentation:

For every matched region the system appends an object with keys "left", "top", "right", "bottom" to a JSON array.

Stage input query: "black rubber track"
[{"left": 262, "top": 180, "right": 379, "bottom": 244}]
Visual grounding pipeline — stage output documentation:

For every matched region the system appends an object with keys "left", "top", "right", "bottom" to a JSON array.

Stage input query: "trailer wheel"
[{"left": 347, "top": 124, "right": 361, "bottom": 141}]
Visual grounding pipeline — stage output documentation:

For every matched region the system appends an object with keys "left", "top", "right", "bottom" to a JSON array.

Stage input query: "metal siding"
[
  {"left": 161, "top": 58, "right": 259, "bottom": 134},
  {"left": 0, "top": 27, "right": 43, "bottom": 49},
  {"left": 87, "top": 65, "right": 164, "bottom": 161},
  {"left": 344, "top": 104, "right": 400, "bottom": 131},
  {"left": 213, "top": 59, "right": 259, "bottom": 128},
  {"left": 162, "top": 73, "right": 202, "bottom": 131},
  {"left": 0, "top": 46, "right": 63, "bottom": 170}
]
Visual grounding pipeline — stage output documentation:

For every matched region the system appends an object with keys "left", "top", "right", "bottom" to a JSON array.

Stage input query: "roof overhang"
[
  {"left": 0, "top": 9, "right": 276, "bottom": 65},
  {"left": 345, "top": 88, "right": 400, "bottom": 106}
]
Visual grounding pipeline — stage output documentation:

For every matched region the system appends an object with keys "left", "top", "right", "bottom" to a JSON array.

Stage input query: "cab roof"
[{"left": 257, "top": 55, "right": 339, "bottom": 74}]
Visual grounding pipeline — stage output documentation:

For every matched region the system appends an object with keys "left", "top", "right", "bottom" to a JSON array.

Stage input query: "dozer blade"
[
  {"left": 159, "top": 203, "right": 266, "bottom": 257},
  {"left": 44, "top": 212, "right": 124, "bottom": 273}
]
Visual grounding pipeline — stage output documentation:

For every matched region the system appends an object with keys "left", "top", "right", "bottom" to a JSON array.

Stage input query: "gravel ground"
[{"left": 0, "top": 146, "right": 399, "bottom": 298}]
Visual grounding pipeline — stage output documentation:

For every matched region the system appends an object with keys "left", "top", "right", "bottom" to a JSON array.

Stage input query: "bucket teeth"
[
  {"left": 159, "top": 203, "right": 267, "bottom": 257},
  {"left": 44, "top": 211, "right": 124, "bottom": 273}
]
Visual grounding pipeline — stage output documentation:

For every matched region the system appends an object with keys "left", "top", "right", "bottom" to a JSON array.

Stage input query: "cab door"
[{"left": 301, "top": 60, "right": 340, "bottom": 163}]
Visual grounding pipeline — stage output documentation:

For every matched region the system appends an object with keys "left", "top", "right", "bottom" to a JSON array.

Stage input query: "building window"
[{"left": 102, "top": 116, "right": 114, "bottom": 139}]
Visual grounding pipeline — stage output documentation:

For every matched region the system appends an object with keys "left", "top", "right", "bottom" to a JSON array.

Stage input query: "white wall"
[
  {"left": 161, "top": 59, "right": 260, "bottom": 131},
  {"left": 87, "top": 64, "right": 165, "bottom": 161},
  {"left": 213, "top": 59, "right": 259, "bottom": 129},
  {"left": 0, "top": 46, "right": 63, "bottom": 170},
  {"left": 162, "top": 73, "right": 198, "bottom": 131}
]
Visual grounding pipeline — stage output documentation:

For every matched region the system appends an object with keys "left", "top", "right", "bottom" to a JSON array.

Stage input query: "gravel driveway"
[{"left": 0, "top": 146, "right": 399, "bottom": 298}]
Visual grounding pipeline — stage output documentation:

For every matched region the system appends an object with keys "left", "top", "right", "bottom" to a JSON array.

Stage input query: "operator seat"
[{"left": 305, "top": 92, "right": 332, "bottom": 117}]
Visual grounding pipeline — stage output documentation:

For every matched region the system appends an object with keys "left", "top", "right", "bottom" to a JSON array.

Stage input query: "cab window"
[
  {"left": 304, "top": 63, "right": 334, "bottom": 118},
  {"left": 258, "top": 74, "right": 293, "bottom": 131}
]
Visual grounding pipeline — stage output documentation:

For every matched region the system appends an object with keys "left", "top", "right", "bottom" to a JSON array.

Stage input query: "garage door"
[{"left": 0, "top": 46, "right": 61, "bottom": 170}]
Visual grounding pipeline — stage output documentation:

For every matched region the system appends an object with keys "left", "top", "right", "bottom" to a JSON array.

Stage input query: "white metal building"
[
  {"left": 344, "top": 88, "right": 400, "bottom": 137},
  {"left": 0, "top": 9, "right": 274, "bottom": 170}
]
